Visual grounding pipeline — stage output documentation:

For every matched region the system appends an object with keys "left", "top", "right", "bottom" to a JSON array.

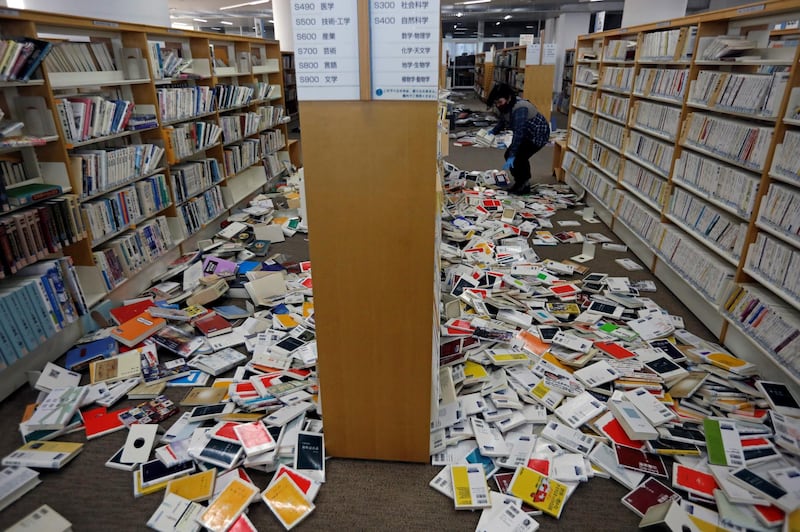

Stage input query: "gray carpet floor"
[{"left": 0, "top": 95, "right": 715, "bottom": 531}]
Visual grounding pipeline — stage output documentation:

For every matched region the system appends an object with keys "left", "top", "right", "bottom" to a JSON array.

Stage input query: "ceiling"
[{"left": 167, "top": 0, "right": 713, "bottom": 34}]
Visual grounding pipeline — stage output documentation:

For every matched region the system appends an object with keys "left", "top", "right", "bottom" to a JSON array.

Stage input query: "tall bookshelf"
[
  {"left": 0, "top": 8, "right": 292, "bottom": 400},
  {"left": 474, "top": 52, "right": 494, "bottom": 102},
  {"left": 557, "top": 48, "right": 575, "bottom": 114},
  {"left": 563, "top": 0, "right": 800, "bottom": 390}
]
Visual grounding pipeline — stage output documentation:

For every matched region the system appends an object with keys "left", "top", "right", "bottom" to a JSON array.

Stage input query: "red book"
[
  {"left": 195, "top": 313, "right": 233, "bottom": 337},
  {"left": 595, "top": 341, "right": 637, "bottom": 360},
  {"left": 110, "top": 299, "right": 155, "bottom": 325},
  {"left": 83, "top": 406, "right": 127, "bottom": 439}
]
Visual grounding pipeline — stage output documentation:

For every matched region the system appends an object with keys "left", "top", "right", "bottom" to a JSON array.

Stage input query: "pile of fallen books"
[
  {"left": 1, "top": 192, "right": 323, "bottom": 530},
  {"left": 429, "top": 165, "right": 800, "bottom": 531}
]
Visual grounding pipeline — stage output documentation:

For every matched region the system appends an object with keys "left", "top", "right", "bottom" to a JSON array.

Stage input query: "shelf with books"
[
  {"left": 79, "top": 167, "right": 167, "bottom": 203},
  {"left": 663, "top": 212, "right": 742, "bottom": 267},
  {"left": 679, "top": 141, "right": 765, "bottom": 175},
  {"left": 686, "top": 101, "right": 778, "bottom": 123},
  {"left": 628, "top": 123, "right": 674, "bottom": 143},
  {"left": 756, "top": 216, "right": 800, "bottom": 250},
  {"left": 670, "top": 177, "right": 751, "bottom": 221},
  {"left": 743, "top": 248, "right": 800, "bottom": 311},
  {"left": 630, "top": 92, "right": 684, "bottom": 106},
  {"left": 49, "top": 77, "right": 152, "bottom": 91},
  {"left": 636, "top": 60, "right": 691, "bottom": 65},
  {"left": 574, "top": 81, "right": 597, "bottom": 90},
  {"left": 63, "top": 127, "right": 158, "bottom": 150},
  {"left": 694, "top": 59, "right": 794, "bottom": 66},
  {"left": 598, "top": 85, "right": 632, "bottom": 96},
  {"left": 722, "top": 314, "right": 800, "bottom": 386},
  {"left": 623, "top": 150, "right": 670, "bottom": 179},
  {"left": 619, "top": 179, "right": 663, "bottom": 213},
  {"left": 594, "top": 111, "right": 627, "bottom": 126},
  {"left": 161, "top": 110, "right": 217, "bottom": 127},
  {"left": 592, "top": 134, "right": 623, "bottom": 156}
]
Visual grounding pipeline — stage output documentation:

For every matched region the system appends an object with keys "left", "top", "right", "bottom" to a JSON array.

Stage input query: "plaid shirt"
[{"left": 491, "top": 98, "right": 550, "bottom": 157}]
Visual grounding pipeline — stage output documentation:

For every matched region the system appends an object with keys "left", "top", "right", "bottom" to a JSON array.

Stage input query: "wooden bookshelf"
[
  {"left": 563, "top": 0, "right": 800, "bottom": 390},
  {"left": 474, "top": 52, "right": 495, "bottom": 102},
  {"left": 0, "top": 8, "right": 292, "bottom": 400}
]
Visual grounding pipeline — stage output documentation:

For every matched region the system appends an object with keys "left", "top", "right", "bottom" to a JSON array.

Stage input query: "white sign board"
[
  {"left": 519, "top": 34, "right": 535, "bottom": 46},
  {"left": 289, "top": 0, "right": 360, "bottom": 100},
  {"left": 526, "top": 44, "right": 541, "bottom": 66},
  {"left": 542, "top": 43, "right": 558, "bottom": 65},
  {"left": 370, "top": 0, "right": 440, "bottom": 100}
]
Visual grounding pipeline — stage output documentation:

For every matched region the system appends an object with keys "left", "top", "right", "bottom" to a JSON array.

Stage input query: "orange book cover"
[{"left": 110, "top": 311, "right": 166, "bottom": 347}]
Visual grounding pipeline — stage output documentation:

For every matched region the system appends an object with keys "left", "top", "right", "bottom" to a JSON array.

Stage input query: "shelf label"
[
  {"left": 542, "top": 43, "right": 557, "bottom": 65},
  {"left": 93, "top": 20, "right": 119, "bottom": 27},
  {"left": 527, "top": 44, "right": 541, "bottom": 65},
  {"left": 370, "top": 0, "right": 440, "bottom": 101},
  {"left": 289, "top": 0, "right": 360, "bottom": 101},
  {"left": 657, "top": 21, "right": 671, "bottom": 28},
  {"left": 0, "top": 9, "right": 19, "bottom": 16},
  {"left": 737, "top": 4, "right": 764, "bottom": 14}
]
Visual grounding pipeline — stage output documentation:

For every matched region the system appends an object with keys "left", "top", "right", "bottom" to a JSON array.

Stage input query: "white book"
[
  {"left": 188, "top": 348, "right": 247, "bottom": 376},
  {"left": 540, "top": 420, "right": 596, "bottom": 455},
  {"left": 470, "top": 417, "right": 510, "bottom": 457},
  {"left": 34, "top": 363, "right": 81, "bottom": 392},
  {"left": 574, "top": 361, "right": 620, "bottom": 388},
  {"left": 495, "top": 434, "right": 536, "bottom": 469},
  {"left": 6, "top": 505, "right": 71, "bottom": 532},
  {"left": 147, "top": 493, "right": 204, "bottom": 532},
  {"left": 624, "top": 387, "right": 677, "bottom": 426},
  {"left": 429, "top": 465, "right": 454, "bottom": 499},
  {"left": 477, "top": 496, "right": 539, "bottom": 532},
  {"left": 0, "top": 467, "right": 40, "bottom": 512},
  {"left": 24, "top": 386, "right": 88, "bottom": 431},
  {"left": 728, "top": 467, "right": 800, "bottom": 513},
  {"left": 608, "top": 398, "right": 659, "bottom": 440},
  {"left": 554, "top": 391, "right": 606, "bottom": 429}
]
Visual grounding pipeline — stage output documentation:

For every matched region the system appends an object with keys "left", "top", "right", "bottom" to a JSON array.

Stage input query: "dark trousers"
[{"left": 505, "top": 139, "right": 545, "bottom": 188}]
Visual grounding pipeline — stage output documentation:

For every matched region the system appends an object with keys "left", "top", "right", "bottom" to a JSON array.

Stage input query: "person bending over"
[{"left": 487, "top": 83, "right": 550, "bottom": 194}]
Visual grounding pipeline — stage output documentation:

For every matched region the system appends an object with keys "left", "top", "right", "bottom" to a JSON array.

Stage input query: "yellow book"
[
  {"left": 2, "top": 440, "right": 83, "bottom": 469},
  {"left": 302, "top": 301, "right": 314, "bottom": 318},
  {"left": 508, "top": 466, "right": 570, "bottom": 518},
  {"left": 199, "top": 478, "right": 258, "bottom": 532},
  {"left": 133, "top": 469, "right": 169, "bottom": 498},
  {"left": 463, "top": 361, "right": 489, "bottom": 384},
  {"left": 450, "top": 464, "right": 491, "bottom": 510},
  {"left": 166, "top": 469, "right": 216, "bottom": 502},
  {"left": 275, "top": 314, "right": 299, "bottom": 329},
  {"left": 705, "top": 352, "right": 752, "bottom": 372},
  {"left": 261, "top": 475, "right": 315, "bottom": 530},
  {"left": 542, "top": 352, "right": 573, "bottom": 373},
  {"left": 211, "top": 378, "right": 233, "bottom": 402}
]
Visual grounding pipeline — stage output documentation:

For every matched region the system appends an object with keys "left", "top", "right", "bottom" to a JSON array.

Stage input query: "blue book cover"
[
  {"left": 65, "top": 337, "right": 118, "bottom": 372},
  {"left": 0, "top": 289, "right": 38, "bottom": 352},
  {"left": 0, "top": 294, "right": 27, "bottom": 357}
]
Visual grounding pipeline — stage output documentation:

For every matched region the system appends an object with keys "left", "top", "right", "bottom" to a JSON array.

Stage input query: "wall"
[
  {"left": 552, "top": 12, "right": 591, "bottom": 95},
  {"left": 3, "top": 0, "right": 169, "bottom": 27},
  {"left": 621, "top": 0, "right": 687, "bottom": 28},
  {"left": 707, "top": 0, "right": 756, "bottom": 10}
]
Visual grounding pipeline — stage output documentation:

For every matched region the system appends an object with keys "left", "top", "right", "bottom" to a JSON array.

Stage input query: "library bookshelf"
[
  {"left": 492, "top": 45, "right": 555, "bottom": 122},
  {"left": 474, "top": 52, "right": 495, "bottom": 102},
  {"left": 563, "top": 0, "right": 800, "bottom": 390},
  {"left": 0, "top": 8, "right": 293, "bottom": 400}
]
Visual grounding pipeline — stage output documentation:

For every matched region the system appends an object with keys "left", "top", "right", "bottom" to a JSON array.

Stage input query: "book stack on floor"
[
  {"left": 428, "top": 162, "right": 800, "bottom": 531},
  {"left": 0, "top": 191, "right": 323, "bottom": 530}
]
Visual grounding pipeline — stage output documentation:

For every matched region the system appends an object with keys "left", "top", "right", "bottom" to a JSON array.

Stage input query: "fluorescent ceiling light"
[
  {"left": 220, "top": 0, "right": 269, "bottom": 10},
  {"left": 268, "top": 19, "right": 274, "bottom": 23},
  {"left": 503, "top": 15, "right": 511, "bottom": 20},
  {"left": 457, "top": 0, "right": 490, "bottom": 5},
  {"left": 193, "top": 18, "right": 208, "bottom": 22},
  {"left": 456, "top": 12, "right": 463, "bottom": 17},
  {"left": 220, "top": 20, "right": 234, "bottom": 25},
  {"left": 212, "top": 27, "right": 221, "bottom": 30},
  {"left": 495, "top": 21, "right": 500, "bottom": 25},
  {"left": 526, "top": 25, "right": 534, "bottom": 28},
  {"left": 171, "top": 22, "right": 193, "bottom": 29}
]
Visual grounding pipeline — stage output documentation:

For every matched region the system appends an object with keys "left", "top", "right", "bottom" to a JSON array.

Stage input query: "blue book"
[
  {"left": 0, "top": 289, "right": 37, "bottom": 352},
  {"left": 65, "top": 337, "right": 118, "bottom": 372},
  {"left": 19, "top": 280, "right": 55, "bottom": 339},
  {"left": 165, "top": 370, "right": 209, "bottom": 387},
  {"left": 15, "top": 283, "right": 47, "bottom": 344},
  {"left": 0, "top": 309, "right": 15, "bottom": 365},
  {"left": 237, "top": 261, "right": 261, "bottom": 275},
  {"left": 0, "top": 294, "right": 27, "bottom": 357},
  {"left": 25, "top": 273, "right": 63, "bottom": 329}
]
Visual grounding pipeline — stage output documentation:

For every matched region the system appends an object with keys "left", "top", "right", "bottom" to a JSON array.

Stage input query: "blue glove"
[{"left": 503, "top": 156, "right": 515, "bottom": 171}]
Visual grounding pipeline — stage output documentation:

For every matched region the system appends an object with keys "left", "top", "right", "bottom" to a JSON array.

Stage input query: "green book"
[{"left": 6, "top": 183, "right": 62, "bottom": 207}]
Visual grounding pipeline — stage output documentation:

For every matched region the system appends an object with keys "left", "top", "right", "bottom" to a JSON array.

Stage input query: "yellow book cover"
[
  {"left": 166, "top": 469, "right": 216, "bottom": 502},
  {"left": 488, "top": 352, "right": 529, "bottom": 364},
  {"left": 542, "top": 352, "right": 573, "bottom": 373},
  {"left": 463, "top": 361, "right": 488, "bottom": 383},
  {"left": 211, "top": 378, "right": 233, "bottom": 401},
  {"left": 261, "top": 475, "right": 315, "bottom": 530},
  {"left": 7, "top": 440, "right": 83, "bottom": 469},
  {"left": 275, "top": 314, "right": 299, "bottom": 329},
  {"left": 199, "top": 478, "right": 258, "bottom": 532},
  {"left": 508, "top": 466, "right": 569, "bottom": 518},
  {"left": 302, "top": 301, "right": 314, "bottom": 318},
  {"left": 705, "top": 352, "right": 750, "bottom": 371},
  {"left": 133, "top": 469, "right": 169, "bottom": 498},
  {"left": 450, "top": 464, "right": 491, "bottom": 509}
]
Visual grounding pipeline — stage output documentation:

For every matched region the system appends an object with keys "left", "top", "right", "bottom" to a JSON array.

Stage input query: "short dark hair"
[{"left": 487, "top": 83, "right": 515, "bottom": 107}]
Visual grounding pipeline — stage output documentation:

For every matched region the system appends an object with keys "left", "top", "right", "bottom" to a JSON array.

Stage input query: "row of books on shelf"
[
  {"left": 0, "top": 257, "right": 87, "bottom": 362},
  {"left": 216, "top": 84, "right": 254, "bottom": 111},
  {"left": 0, "top": 195, "right": 86, "bottom": 277},
  {"left": 261, "top": 129, "right": 285, "bottom": 155},
  {"left": 759, "top": 183, "right": 800, "bottom": 240},
  {"left": 673, "top": 151, "right": 759, "bottom": 218},
  {"left": 601, "top": 66, "right": 634, "bottom": 92},
  {"left": 0, "top": 156, "right": 31, "bottom": 189},
  {"left": 640, "top": 27, "right": 696, "bottom": 61},
  {"left": 573, "top": 87, "right": 595, "bottom": 109},
  {"left": 163, "top": 122, "right": 222, "bottom": 163},
  {"left": 220, "top": 112, "right": 260, "bottom": 144},
  {"left": 157, "top": 86, "right": 215, "bottom": 123},
  {"left": 0, "top": 37, "right": 52, "bottom": 82},
  {"left": 772, "top": 130, "right": 800, "bottom": 183},
  {"left": 70, "top": 144, "right": 165, "bottom": 199},
  {"left": 626, "top": 131, "right": 673, "bottom": 175},
  {"left": 688, "top": 71, "right": 789, "bottom": 117},
  {"left": 82, "top": 177, "right": 170, "bottom": 244},
  {"left": 170, "top": 159, "right": 222, "bottom": 205},
  {"left": 746, "top": 233, "right": 800, "bottom": 302},
  {"left": 94, "top": 216, "right": 173, "bottom": 291},
  {"left": 683, "top": 113, "right": 773, "bottom": 171},
  {"left": 634, "top": 68, "right": 688, "bottom": 101},
  {"left": 223, "top": 139, "right": 260, "bottom": 177},
  {"left": 595, "top": 118, "right": 625, "bottom": 148},
  {"left": 576, "top": 66, "right": 599, "bottom": 86},
  {"left": 570, "top": 110, "right": 592, "bottom": 133},
  {"left": 591, "top": 143, "right": 621, "bottom": 176},
  {"left": 54, "top": 97, "right": 139, "bottom": 144},
  {"left": 177, "top": 185, "right": 226, "bottom": 237},
  {"left": 724, "top": 283, "right": 799, "bottom": 362},
  {"left": 597, "top": 93, "right": 628, "bottom": 122},
  {"left": 622, "top": 160, "right": 669, "bottom": 206},
  {"left": 148, "top": 43, "right": 193, "bottom": 80},
  {"left": 603, "top": 40, "right": 636, "bottom": 61},
  {"left": 44, "top": 41, "right": 117, "bottom": 73},
  {"left": 668, "top": 188, "right": 748, "bottom": 260},
  {"left": 630, "top": 100, "right": 680, "bottom": 139}
]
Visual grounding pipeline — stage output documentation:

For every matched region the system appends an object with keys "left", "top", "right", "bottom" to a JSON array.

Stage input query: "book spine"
[
  {"left": 0, "top": 294, "right": 27, "bottom": 357},
  {"left": 4, "top": 288, "right": 38, "bottom": 351},
  {"left": 22, "top": 279, "right": 57, "bottom": 338}
]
